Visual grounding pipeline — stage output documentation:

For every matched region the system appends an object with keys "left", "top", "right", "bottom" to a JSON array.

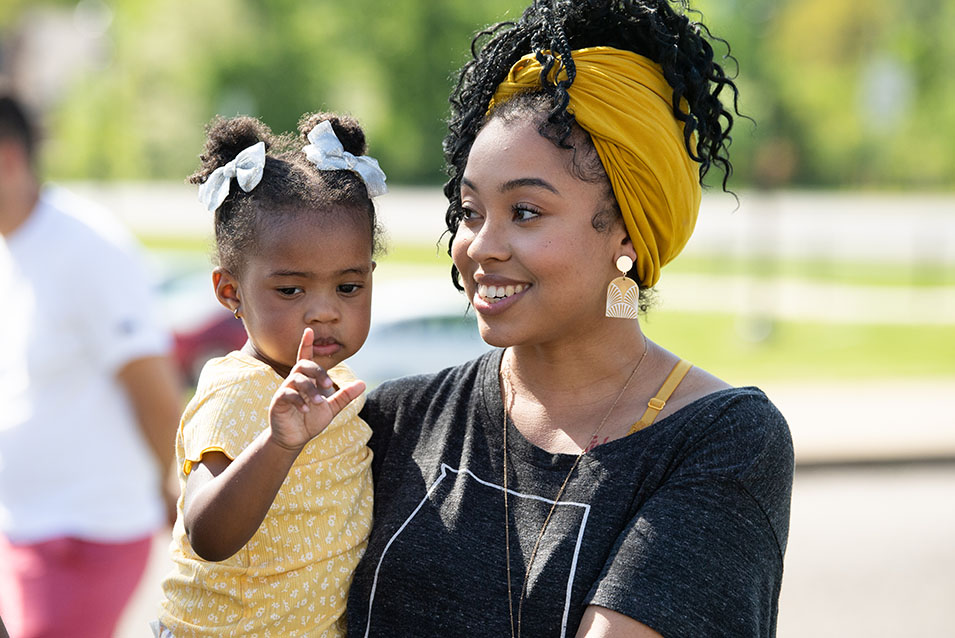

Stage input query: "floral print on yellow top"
[{"left": 159, "top": 350, "right": 373, "bottom": 638}]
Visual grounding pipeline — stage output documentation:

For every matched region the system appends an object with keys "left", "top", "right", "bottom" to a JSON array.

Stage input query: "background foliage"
[{"left": 2, "top": 0, "right": 953, "bottom": 188}]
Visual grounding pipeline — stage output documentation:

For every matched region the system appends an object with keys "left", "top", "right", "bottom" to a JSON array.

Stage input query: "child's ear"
[{"left": 213, "top": 267, "right": 241, "bottom": 316}]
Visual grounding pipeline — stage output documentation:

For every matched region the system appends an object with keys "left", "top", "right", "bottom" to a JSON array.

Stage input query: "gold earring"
[
  {"left": 606, "top": 255, "right": 639, "bottom": 319},
  {"left": 233, "top": 307, "right": 241, "bottom": 320}
]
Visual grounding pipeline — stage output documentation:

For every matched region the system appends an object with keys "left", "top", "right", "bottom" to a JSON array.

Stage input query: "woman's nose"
[{"left": 465, "top": 215, "right": 509, "bottom": 263}]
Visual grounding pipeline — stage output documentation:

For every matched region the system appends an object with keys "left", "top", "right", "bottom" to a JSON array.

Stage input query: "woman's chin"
[
  {"left": 476, "top": 322, "right": 514, "bottom": 349},
  {"left": 477, "top": 319, "right": 538, "bottom": 349}
]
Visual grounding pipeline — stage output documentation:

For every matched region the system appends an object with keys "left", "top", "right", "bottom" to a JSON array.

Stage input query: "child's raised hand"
[{"left": 268, "top": 328, "right": 366, "bottom": 451}]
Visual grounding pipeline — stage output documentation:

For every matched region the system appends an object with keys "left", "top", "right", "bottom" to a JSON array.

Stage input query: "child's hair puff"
[
  {"left": 297, "top": 111, "right": 367, "bottom": 158},
  {"left": 191, "top": 112, "right": 384, "bottom": 274}
]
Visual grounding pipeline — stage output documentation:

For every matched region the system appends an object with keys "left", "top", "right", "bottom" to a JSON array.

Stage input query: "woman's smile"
[
  {"left": 473, "top": 271, "right": 532, "bottom": 310},
  {"left": 477, "top": 282, "right": 528, "bottom": 303},
  {"left": 471, "top": 280, "right": 531, "bottom": 315}
]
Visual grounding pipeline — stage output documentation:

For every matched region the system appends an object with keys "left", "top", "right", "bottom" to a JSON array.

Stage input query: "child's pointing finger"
[
  {"left": 297, "top": 327, "right": 315, "bottom": 361},
  {"left": 296, "top": 328, "right": 334, "bottom": 396}
]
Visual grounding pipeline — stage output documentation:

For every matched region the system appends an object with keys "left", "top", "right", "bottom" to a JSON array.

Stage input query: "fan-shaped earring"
[{"left": 606, "top": 255, "right": 639, "bottom": 319}]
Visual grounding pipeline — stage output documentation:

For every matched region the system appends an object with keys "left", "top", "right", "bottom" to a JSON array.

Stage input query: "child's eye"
[
  {"left": 513, "top": 204, "right": 541, "bottom": 222},
  {"left": 338, "top": 283, "right": 362, "bottom": 295},
  {"left": 277, "top": 286, "right": 303, "bottom": 296}
]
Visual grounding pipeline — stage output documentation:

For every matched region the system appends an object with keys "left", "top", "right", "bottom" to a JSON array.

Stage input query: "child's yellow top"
[{"left": 159, "top": 351, "right": 374, "bottom": 638}]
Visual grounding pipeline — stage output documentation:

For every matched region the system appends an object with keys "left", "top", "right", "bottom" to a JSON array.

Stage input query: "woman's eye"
[
  {"left": 460, "top": 206, "right": 482, "bottom": 222},
  {"left": 513, "top": 205, "right": 540, "bottom": 222}
]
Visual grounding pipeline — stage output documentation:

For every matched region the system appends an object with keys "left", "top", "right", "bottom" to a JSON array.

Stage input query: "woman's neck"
[
  {"left": 504, "top": 321, "right": 649, "bottom": 395},
  {"left": 498, "top": 320, "right": 680, "bottom": 454}
]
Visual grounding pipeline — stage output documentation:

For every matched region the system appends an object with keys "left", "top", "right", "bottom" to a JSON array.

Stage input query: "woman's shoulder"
[
  {"left": 360, "top": 350, "right": 501, "bottom": 459},
  {"left": 664, "top": 384, "right": 790, "bottom": 444},
  {"left": 693, "top": 385, "right": 788, "bottom": 433},
  {"left": 657, "top": 384, "right": 794, "bottom": 486}
]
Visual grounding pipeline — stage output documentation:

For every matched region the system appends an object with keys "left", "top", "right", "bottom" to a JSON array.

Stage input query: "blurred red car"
[{"left": 159, "top": 268, "right": 247, "bottom": 386}]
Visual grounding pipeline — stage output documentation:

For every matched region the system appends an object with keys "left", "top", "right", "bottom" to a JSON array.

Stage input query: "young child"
[{"left": 156, "top": 111, "right": 387, "bottom": 637}]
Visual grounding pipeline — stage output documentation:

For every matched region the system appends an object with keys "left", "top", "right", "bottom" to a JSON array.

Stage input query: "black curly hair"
[
  {"left": 190, "top": 112, "right": 384, "bottom": 274},
  {"left": 443, "top": 0, "right": 741, "bottom": 295}
]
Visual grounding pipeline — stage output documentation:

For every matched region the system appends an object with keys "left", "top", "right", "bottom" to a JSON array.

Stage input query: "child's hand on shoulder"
[{"left": 268, "top": 328, "right": 365, "bottom": 452}]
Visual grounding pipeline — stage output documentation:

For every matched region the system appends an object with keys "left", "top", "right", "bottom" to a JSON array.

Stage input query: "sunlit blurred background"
[{"left": 2, "top": 0, "right": 953, "bottom": 635}]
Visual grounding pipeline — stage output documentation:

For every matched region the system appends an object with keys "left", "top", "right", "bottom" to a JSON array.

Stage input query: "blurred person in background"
[
  {"left": 347, "top": 1, "right": 793, "bottom": 636},
  {"left": 0, "top": 93, "right": 183, "bottom": 638}
]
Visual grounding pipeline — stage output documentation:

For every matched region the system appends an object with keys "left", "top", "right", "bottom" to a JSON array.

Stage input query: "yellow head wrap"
[{"left": 489, "top": 46, "right": 702, "bottom": 288}]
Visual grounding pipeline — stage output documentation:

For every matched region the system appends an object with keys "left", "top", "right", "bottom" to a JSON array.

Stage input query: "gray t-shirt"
[{"left": 347, "top": 350, "right": 793, "bottom": 637}]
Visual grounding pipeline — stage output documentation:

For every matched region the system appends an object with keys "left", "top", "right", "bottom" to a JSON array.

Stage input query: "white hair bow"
[
  {"left": 197, "top": 141, "right": 266, "bottom": 213},
  {"left": 303, "top": 120, "right": 387, "bottom": 198}
]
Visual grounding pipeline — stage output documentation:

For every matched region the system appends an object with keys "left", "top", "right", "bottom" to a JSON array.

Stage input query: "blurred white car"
[{"left": 349, "top": 275, "right": 493, "bottom": 387}]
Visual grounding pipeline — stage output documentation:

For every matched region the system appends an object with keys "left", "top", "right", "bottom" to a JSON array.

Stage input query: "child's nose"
[{"left": 306, "top": 297, "right": 339, "bottom": 323}]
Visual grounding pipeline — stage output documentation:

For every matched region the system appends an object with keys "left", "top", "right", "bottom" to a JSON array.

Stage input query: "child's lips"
[{"left": 312, "top": 337, "right": 342, "bottom": 358}]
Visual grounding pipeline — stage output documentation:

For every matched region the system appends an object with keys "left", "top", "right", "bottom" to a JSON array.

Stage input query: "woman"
[{"left": 347, "top": 1, "right": 793, "bottom": 636}]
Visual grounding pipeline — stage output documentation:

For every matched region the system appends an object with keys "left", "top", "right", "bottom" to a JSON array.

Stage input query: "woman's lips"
[
  {"left": 476, "top": 283, "right": 527, "bottom": 303},
  {"left": 471, "top": 282, "right": 530, "bottom": 314}
]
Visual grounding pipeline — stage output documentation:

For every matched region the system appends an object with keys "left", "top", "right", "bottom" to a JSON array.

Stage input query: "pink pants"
[{"left": 0, "top": 534, "right": 152, "bottom": 638}]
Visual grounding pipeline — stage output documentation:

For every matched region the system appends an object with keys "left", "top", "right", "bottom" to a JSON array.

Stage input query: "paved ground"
[{"left": 779, "top": 462, "right": 955, "bottom": 637}]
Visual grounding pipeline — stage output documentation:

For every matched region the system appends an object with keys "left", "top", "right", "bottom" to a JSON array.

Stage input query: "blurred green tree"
[
  {"left": 696, "top": 0, "right": 955, "bottom": 188},
  {"left": 2, "top": 0, "right": 953, "bottom": 188},
  {"left": 7, "top": 0, "right": 520, "bottom": 183}
]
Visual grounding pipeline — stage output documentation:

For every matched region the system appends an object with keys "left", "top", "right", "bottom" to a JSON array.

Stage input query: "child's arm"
[{"left": 182, "top": 328, "right": 365, "bottom": 562}]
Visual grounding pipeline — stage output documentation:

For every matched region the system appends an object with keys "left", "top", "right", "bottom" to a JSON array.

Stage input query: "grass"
[
  {"left": 141, "top": 235, "right": 214, "bottom": 253},
  {"left": 665, "top": 255, "right": 955, "bottom": 288},
  {"left": 143, "top": 236, "right": 954, "bottom": 383},
  {"left": 379, "top": 242, "right": 955, "bottom": 288},
  {"left": 641, "top": 311, "right": 955, "bottom": 385},
  {"left": 141, "top": 235, "right": 954, "bottom": 287}
]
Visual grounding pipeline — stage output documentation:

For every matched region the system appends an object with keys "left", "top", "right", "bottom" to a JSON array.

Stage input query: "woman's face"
[{"left": 452, "top": 116, "right": 631, "bottom": 349}]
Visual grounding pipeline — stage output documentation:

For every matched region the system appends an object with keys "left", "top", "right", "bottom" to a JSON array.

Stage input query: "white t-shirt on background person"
[{"left": 0, "top": 186, "right": 171, "bottom": 543}]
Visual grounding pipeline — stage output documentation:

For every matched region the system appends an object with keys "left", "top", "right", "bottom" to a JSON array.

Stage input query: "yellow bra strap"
[{"left": 629, "top": 359, "right": 693, "bottom": 435}]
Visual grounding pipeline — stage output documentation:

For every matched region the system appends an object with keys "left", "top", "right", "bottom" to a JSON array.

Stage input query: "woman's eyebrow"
[
  {"left": 461, "top": 176, "right": 560, "bottom": 194},
  {"left": 501, "top": 177, "right": 559, "bottom": 194}
]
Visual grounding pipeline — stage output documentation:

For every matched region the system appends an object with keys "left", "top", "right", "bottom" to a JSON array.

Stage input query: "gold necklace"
[{"left": 501, "top": 335, "right": 649, "bottom": 638}]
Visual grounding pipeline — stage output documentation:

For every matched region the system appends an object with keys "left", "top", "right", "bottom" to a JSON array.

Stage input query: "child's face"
[{"left": 226, "top": 212, "right": 374, "bottom": 378}]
